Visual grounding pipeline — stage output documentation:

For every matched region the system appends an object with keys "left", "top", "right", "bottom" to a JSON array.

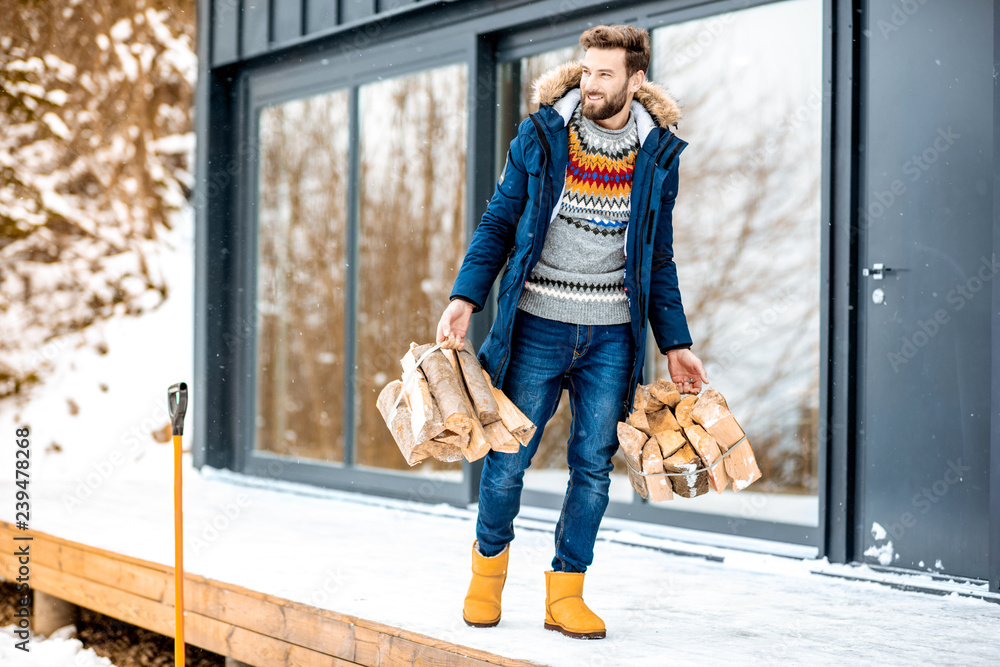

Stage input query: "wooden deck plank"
[
  {"left": 0, "top": 522, "right": 539, "bottom": 667},
  {"left": 0, "top": 552, "right": 361, "bottom": 667},
  {"left": 35, "top": 539, "right": 172, "bottom": 603}
]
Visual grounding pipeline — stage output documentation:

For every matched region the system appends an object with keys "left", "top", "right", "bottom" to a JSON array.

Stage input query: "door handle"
[
  {"left": 862, "top": 263, "right": 891, "bottom": 280},
  {"left": 863, "top": 263, "right": 909, "bottom": 279}
]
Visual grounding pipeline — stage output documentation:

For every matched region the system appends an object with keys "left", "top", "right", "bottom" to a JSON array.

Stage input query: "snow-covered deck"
[
  {"left": 0, "top": 519, "right": 527, "bottom": 666},
  {"left": 4, "top": 463, "right": 999, "bottom": 666}
]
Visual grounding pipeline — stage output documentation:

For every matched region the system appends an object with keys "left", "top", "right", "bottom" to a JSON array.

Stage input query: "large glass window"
[
  {"left": 355, "top": 64, "right": 469, "bottom": 474},
  {"left": 649, "top": 0, "right": 823, "bottom": 525},
  {"left": 254, "top": 90, "right": 350, "bottom": 462}
]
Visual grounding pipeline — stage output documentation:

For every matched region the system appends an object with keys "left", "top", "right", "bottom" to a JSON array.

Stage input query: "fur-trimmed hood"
[{"left": 530, "top": 61, "right": 682, "bottom": 132}]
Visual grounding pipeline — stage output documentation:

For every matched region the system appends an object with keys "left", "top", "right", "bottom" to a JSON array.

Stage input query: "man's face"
[{"left": 580, "top": 48, "right": 637, "bottom": 121}]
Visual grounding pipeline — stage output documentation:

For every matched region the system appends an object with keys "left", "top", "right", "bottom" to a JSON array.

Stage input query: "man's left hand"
[{"left": 666, "top": 348, "right": 709, "bottom": 394}]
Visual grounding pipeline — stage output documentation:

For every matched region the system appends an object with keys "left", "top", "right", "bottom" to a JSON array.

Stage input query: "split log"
[
  {"left": 641, "top": 439, "right": 674, "bottom": 502},
  {"left": 628, "top": 409, "right": 650, "bottom": 433},
  {"left": 684, "top": 425, "right": 729, "bottom": 493},
  {"left": 720, "top": 436, "right": 761, "bottom": 491},
  {"left": 399, "top": 348, "right": 446, "bottom": 442},
  {"left": 442, "top": 349, "right": 490, "bottom": 462},
  {"left": 692, "top": 388, "right": 743, "bottom": 441},
  {"left": 673, "top": 394, "right": 698, "bottom": 428},
  {"left": 654, "top": 429, "right": 688, "bottom": 460},
  {"left": 411, "top": 344, "right": 474, "bottom": 436},
  {"left": 426, "top": 442, "right": 466, "bottom": 463},
  {"left": 632, "top": 384, "right": 664, "bottom": 413},
  {"left": 466, "top": 417, "right": 491, "bottom": 462},
  {"left": 663, "top": 443, "right": 708, "bottom": 498},
  {"left": 649, "top": 379, "right": 682, "bottom": 408},
  {"left": 434, "top": 430, "right": 467, "bottom": 448},
  {"left": 616, "top": 422, "right": 649, "bottom": 499},
  {"left": 377, "top": 381, "right": 463, "bottom": 465},
  {"left": 484, "top": 420, "right": 520, "bottom": 453},
  {"left": 645, "top": 407, "right": 680, "bottom": 434},
  {"left": 376, "top": 380, "right": 427, "bottom": 465},
  {"left": 481, "top": 369, "right": 536, "bottom": 446},
  {"left": 456, "top": 338, "right": 501, "bottom": 425},
  {"left": 692, "top": 388, "right": 762, "bottom": 491}
]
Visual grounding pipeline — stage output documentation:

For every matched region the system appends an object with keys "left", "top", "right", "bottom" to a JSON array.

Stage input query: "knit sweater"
[{"left": 517, "top": 103, "right": 638, "bottom": 325}]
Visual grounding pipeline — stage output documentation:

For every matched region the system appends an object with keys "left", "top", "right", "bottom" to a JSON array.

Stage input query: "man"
[{"left": 436, "top": 24, "right": 707, "bottom": 640}]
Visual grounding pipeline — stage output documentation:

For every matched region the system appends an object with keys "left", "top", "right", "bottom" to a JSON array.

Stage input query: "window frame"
[{"left": 234, "top": 28, "right": 477, "bottom": 505}]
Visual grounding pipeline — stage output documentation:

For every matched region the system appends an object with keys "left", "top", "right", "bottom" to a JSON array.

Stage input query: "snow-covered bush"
[{"left": 0, "top": 0, "right": 195, "bottom": 399}]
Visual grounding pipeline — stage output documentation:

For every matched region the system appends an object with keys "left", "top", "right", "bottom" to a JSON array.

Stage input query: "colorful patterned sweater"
[{"left": 517, "top": 103, "right": 638, "bottom": 325}]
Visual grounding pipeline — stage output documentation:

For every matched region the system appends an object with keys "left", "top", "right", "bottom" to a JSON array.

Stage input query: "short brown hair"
[{"left": 579, "top": 25, "right": 651, "bottom": 77}]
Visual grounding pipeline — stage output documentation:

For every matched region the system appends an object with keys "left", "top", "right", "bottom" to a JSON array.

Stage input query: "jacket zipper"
[
  {"left": 636, "top": 140, "right": 673, "bottom": 325},
  {"left": 627, "top": 136, "right": 678, "bottom": 405},
  {"left": 498, "top": 114, "right": 551, "bottom": 380},
  {"left": 638, "top": 139, "right": 684, "bottom": 320}
]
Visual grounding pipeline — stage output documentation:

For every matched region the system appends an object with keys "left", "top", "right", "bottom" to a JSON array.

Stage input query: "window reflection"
[
  {"left": 355, "top": 64, "right": 468, "bottom": 473},
  {"left": 651, "top": 0, "right": 823, "bottom": 524},
  {"left": 255, "top": 90, "right": 349, "bottom": 462}
]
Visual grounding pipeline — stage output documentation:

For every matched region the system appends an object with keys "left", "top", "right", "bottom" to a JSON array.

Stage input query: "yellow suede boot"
[
  {"left": 543, "top": 571, "right": 606, "bottom": 639},
  {"left": 462, "top": 540, "right": 509, "bottom": 627}
]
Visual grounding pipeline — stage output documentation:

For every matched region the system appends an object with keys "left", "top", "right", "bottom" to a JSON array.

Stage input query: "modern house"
[{"left": 192, "top": 0, "right": 1000, "bottom": 596}]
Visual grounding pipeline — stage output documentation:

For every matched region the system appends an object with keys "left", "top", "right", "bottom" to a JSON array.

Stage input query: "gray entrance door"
[{"left": 858, "top": 0, "right": 993, "bottom": 579}]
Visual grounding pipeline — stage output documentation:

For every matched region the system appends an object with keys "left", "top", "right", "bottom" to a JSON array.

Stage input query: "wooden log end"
[
  {"left": 692, "top": 387, "right": 731, "bottom": 429},
  {"left": 645, "top": 406, "right": 680, "bottom": 435},
  {"left": 650, "top": 379, "right": 682, "bottom": 408},
  {"left": 725, "top": 438, "right": 763, "bottom": 491},
  {"left": 663, "top": 443, "right": 708, "bottom": 498},
  {"left": 484, "top": 420, "right": 520, "bottom": 453},
  {"left": 684, "top": 425, "right": 729, "bottom": 493},
  {"left": 632, "top": 383, "right": 665, "bottom": 413},
  {"left": 654, "top": 429, "right": 687, "bottom": 460},
  {"left": 674, "top": 394, "right": 698, "bottom": 428},
  {"left": 629, "top": 409, "right": 651, "bottom": 434},
  {"left": 512, "top": 424, "right": 536, "bottom": 447}
]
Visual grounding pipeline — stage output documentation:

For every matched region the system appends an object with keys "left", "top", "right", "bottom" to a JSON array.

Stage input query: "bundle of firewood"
[
  {"left": 377, "top": 339, "right": 536, "bottom": 465},
  {"left": 617, "top": 380, "right": 761, "bottom": 501}
]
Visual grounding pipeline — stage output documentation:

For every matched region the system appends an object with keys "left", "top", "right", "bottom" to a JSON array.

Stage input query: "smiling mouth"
[{"left": 585, "top": 94, "right": 603, "bottom": 102}]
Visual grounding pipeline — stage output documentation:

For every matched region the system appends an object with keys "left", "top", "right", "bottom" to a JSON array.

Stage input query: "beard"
[{"left": 581, "top": 80, "right": 630, "bottom": 121}]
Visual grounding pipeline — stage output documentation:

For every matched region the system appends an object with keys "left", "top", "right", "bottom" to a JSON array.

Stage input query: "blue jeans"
[{"left": 476, "top": 309, "right": 633, "bottom": 573}]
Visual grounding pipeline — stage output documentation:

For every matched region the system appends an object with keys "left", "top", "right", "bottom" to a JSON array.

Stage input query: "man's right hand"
[{"left": 436, "top": 299, "right": 474, "bottom": 350}]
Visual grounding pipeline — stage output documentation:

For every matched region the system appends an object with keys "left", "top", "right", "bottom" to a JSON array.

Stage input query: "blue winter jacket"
[{"left": 450, "top": 62, "right": 692, "bottom": 416}]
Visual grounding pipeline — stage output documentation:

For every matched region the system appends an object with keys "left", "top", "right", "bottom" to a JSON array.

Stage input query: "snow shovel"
[{"left": 168, "top": 382, "right": 188, "bottom": 667}]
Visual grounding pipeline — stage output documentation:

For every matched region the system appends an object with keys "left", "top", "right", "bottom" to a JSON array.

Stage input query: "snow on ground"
[
  {"left": 0, "top": 206, "right": 194, "bottom": 487},
  {"left": 1, "top": 205, "right": 999, "bottom": 666},
  {"left": 0, "top": 625, "right": 112, "bottom": 666},
  {"left": 2, "top": 464, "right": 999, "bottom": 666}
]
